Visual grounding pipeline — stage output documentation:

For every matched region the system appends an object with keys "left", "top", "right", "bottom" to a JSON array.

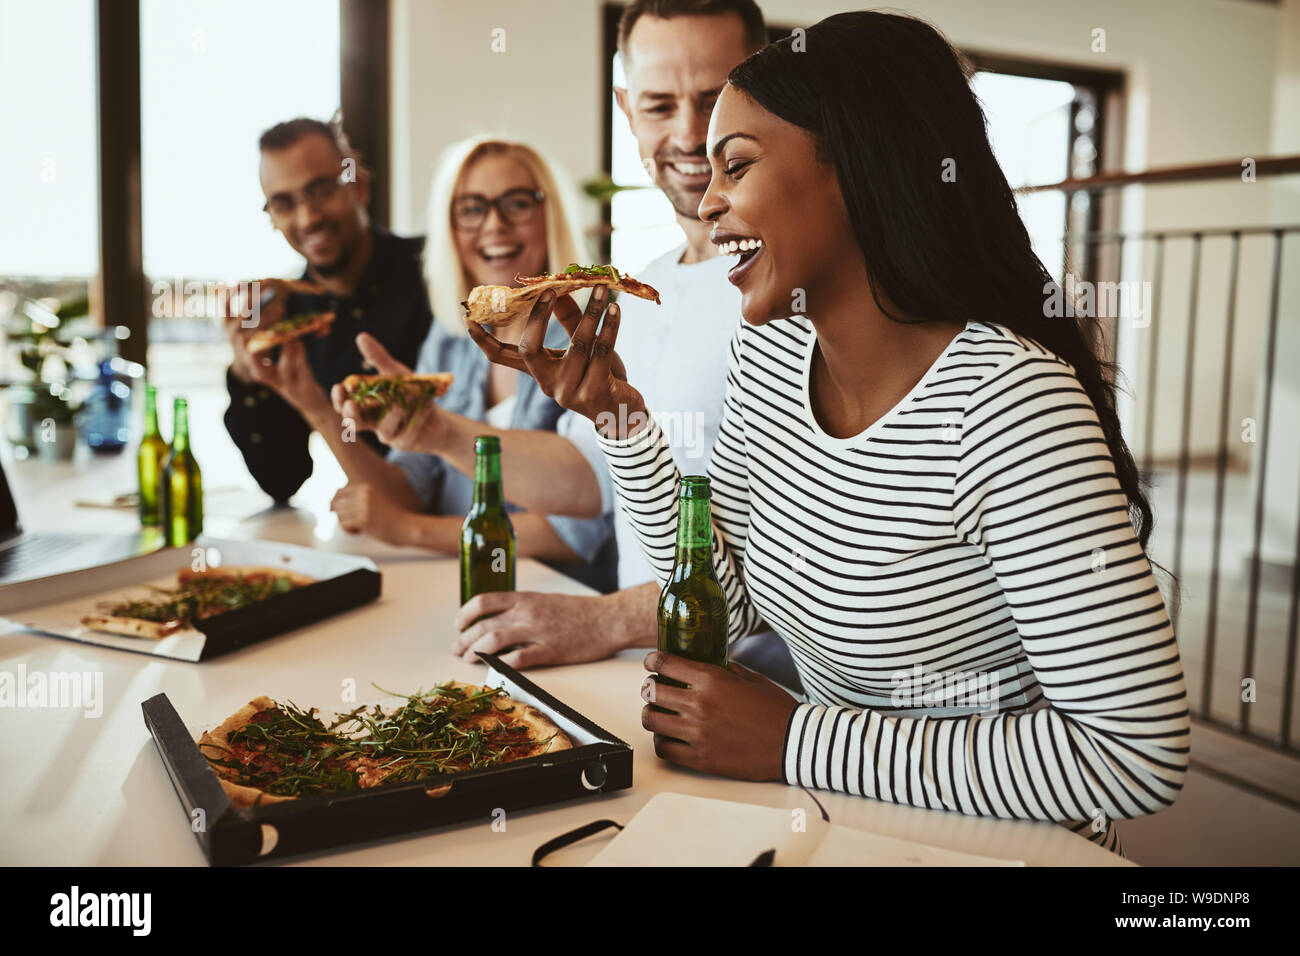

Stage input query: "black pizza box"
[
  {"left": 141, "top": 653, "right": 634, "bottom": 865},
  {"left": 0, "top": 536, "right": 381, "bottom": 661}
]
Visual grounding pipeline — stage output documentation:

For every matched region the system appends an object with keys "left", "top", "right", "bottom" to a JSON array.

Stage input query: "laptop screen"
[{"left": 0, "top": 458, "right": 22, "bottom": 537}]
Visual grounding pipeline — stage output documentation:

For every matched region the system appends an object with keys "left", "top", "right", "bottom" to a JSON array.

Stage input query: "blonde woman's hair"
[{"left": 424, "top": 135, "right": 590, "bottom": 335}]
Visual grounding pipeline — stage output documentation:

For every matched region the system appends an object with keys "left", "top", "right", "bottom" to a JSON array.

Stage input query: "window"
[
  {"left": 598, "top": 6, "right": 1121, "bottom": 281},
  {"left": 0, "top": 0, "right": 98, "bottom": 289},
  {"left": 968, "top": 54, "right": 1121, "bottom": 283},
  {"left": 973, "top": 71, "right": 1079, "bottom": 281},
  {"left": 140, "top": 0, "right": 341, "bottom": 283}
]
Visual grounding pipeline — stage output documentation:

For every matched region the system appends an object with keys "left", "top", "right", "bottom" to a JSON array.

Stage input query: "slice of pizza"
[
  {"left": 194, "top": 683, "right": 573, "bottom": 808},
  {"left": 463, "top": 263, "right": 661, "bottom": 327},
  {"left": 80, "top": 566, "right": 316, "bottom": 639},
  {"left": 340, "top": 373, "right": 455, "bottom": 418},
  {"left": 247, "top": 311, "right": 336, "bottom": 355},
  {"left": 176, "top": 566, "right": 317, "bottom": 621},
  {"left": 80, "top": 607, "right": 186, "bottom": 640},
  {"left": 177, "top": 565, "right": 316, "bottom": 590}
]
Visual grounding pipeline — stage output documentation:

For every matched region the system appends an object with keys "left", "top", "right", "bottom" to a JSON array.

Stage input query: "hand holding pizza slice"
[
  {"left": 331, "top": 333, "right": 454, "bottom": 452},
  {"left": 467, "top": 278, "right": 650, "bottom": 439}
]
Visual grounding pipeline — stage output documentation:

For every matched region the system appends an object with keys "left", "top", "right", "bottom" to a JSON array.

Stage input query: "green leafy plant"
[{"left": 581, "top": 173, "right": 651, "bottom": 204}]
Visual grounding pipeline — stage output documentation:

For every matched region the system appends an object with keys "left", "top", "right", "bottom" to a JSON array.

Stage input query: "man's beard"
[
  {"left": 652, "top": 152, "right": 709, "bottom": 221},
  {"left": 306, "top": 227, "right": 360, "bottom": 278}
]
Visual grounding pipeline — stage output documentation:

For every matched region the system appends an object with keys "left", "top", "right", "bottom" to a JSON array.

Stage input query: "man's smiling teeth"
[
  {"left": 718, "top": 238, "right": 763, "bottom": 255},
  {"left": 671, "top": 162, "right": 709, "bottom": 175}
]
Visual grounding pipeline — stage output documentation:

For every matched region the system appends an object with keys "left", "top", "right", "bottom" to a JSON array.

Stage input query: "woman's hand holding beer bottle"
[{"left": 467, "top": 287, "right": 650, "bottom": 440}]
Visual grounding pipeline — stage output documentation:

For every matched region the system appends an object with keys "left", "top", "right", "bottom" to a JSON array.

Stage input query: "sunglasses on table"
[{"left": 451, "top": 189, "right": 546, "bottom": 231}]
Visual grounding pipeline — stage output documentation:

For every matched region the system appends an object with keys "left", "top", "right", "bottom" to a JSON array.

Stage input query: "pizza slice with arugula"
[
  {"left": 463, "top": 263, "right": 661, "bottom": 328},
  {"left": 80, "top": 566, "right": 315, "bottom": 639}
]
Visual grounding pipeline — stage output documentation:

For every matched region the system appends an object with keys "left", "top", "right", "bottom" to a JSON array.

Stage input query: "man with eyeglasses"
[{"left": 223, "top": 117, "right": 433, "bottom": 504}]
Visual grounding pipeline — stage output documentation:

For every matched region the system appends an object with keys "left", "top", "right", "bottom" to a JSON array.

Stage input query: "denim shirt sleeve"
[
  {"left": 385, "top": 322, "right": 460, "bottom": 510},
  {"left": 542, "top": 510, "right": 614, "bottom": 563}
]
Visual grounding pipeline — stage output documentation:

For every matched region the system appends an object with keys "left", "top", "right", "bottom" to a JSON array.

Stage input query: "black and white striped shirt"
[{"left": 597, "top": 315, "right": 1190, "bottom": 856}]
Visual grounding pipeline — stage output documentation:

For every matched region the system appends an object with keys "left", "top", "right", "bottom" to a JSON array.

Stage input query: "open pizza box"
[
  {"left": 0, "top": 535, "right": 381, "bottom": 662},
  {"left": 141, "top": 653, "right": 634, "bottom": 865}
]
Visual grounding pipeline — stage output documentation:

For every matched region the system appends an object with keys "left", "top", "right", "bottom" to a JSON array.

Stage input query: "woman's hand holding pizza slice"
[{"left": 467, "top": 286, "right": 651, "bottom": 441}]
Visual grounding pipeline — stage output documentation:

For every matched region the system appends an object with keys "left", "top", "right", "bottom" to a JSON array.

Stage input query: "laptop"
[{"left": 0, "top": 457, "right": 162, "bottom": 583}]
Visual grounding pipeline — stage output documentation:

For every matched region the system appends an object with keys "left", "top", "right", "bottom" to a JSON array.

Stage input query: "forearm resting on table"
[
  {"left": 398, "top": 512, "right": 581, "bottom": 564},
  {"left": 603, "top": 581, "right": 660, "bottom": 650},
  {"left": 304, "top": 402, "right": 421, "bottom": 511},
  {"left": 438, "top": 410, "right": 603, "bottom": 518},
  {"left": 513, "top": 514, "right": 582, "bottom": 564}
]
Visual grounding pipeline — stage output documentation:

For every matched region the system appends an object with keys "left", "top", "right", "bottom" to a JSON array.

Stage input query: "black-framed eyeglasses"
[
  {"left": 263, "top": 175, "right": 345, "bottom": 218},
  {"left": 451, "top": 189, "right": 545, "bottom": 231}
]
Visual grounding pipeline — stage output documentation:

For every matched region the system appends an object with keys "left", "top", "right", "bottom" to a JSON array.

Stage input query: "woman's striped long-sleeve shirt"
[{"left": 596, "top": 315, "right": 1190, "bottom": 855}]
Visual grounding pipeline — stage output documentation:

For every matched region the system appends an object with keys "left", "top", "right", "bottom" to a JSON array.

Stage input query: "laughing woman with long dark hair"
[{"left": 472, "top": 11, "right": 1189, "bottom": 856}]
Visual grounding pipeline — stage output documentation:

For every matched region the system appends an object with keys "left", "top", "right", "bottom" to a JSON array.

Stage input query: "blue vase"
[{"left": 80, "top": 359, "right": 133, "bottom": 454}]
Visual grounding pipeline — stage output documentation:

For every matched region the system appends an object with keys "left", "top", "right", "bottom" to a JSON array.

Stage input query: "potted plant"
[
  {"left": 3, "top": 294, "right": 89, "bottom": 458},
  {"left": 30, "top": 383, "right": 79, "bottom": 461}
]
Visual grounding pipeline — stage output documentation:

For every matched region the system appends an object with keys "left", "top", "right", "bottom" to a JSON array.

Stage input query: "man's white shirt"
[{"left": 560, "top": 241, "right": 739, "bottom": 588}]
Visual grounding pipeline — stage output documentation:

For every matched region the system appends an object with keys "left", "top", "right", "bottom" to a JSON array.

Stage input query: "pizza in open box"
[{"left": 196, "top": 682, "right": 573, "bottom": 808}]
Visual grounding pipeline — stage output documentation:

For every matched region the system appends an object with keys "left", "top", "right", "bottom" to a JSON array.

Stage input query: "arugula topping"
[
  {"left": 209, "top": 683, "right": 556, "bottom": 797},
  {"left": 562, "top": 263, "right": 621, "bottom": 281},
  {"left": 347, "top": 377, "right": 443, "bottom": 419},
  {"left": 269, "top": 313, "right": 325, "bottom": 333},
  {"left": 104, "top": 573, "right": 300, "bottom": 627}
]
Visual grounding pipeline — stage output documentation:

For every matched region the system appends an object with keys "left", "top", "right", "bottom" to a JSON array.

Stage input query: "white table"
[{"left": 0, "top": 453, "right": 1130, "bottom": 866}]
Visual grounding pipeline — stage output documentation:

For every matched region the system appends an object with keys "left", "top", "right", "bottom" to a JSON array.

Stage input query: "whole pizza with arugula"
[{"left": 196, "top": 682, "right": 573, "bottom": 807}]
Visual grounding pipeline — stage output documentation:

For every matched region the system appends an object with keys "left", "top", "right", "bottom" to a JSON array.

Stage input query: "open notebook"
[{"left": 584, "top": 792, "right": 1026, "bottom": 867}]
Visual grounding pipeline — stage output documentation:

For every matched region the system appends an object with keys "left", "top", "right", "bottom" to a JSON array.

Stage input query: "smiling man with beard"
[{"left": 223, "top": 117, "right": 433, "bottom": 503}]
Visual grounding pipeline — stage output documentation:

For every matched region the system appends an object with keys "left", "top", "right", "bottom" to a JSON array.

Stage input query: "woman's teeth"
[
  {"left": 719, "top": 238, "right": 763, "bottom": 255},
  {"left": 480, "top": 244, "right": 522, "bottom": 261}
]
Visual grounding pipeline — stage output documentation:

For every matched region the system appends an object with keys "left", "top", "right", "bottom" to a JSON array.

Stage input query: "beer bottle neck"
[
  {"left": 673, "top": 496, "right": 713, "bottom": 567},
  {"left": 143, "top": 389, "right": 159, "bottom": 437},
  {"left": 172, "top": 404, "right": 189, "bottom": 452},
  {"left": 473, "top": 449, "right": 503, "bottom": 508}
]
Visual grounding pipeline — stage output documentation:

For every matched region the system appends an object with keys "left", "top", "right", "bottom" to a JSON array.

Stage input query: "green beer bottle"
[
  {"left": 459, "top": 435, "right": 515, "bottom": 604},
  {"left": 137, "top": 384, "right": 169, "bottom": 527},
  {"left": 654, "top": 476, "right": 729, "bottom": 710},
  {"left": 161, "top": 397, "right": 203, "bottom": 546}
]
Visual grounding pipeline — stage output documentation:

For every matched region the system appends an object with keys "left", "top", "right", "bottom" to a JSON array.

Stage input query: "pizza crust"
[
  {"left": 79, "top": 614, "right": 183, "bottom": 640},
  {"left": 463, "top": 272, "right": 661, "bottom": 327},
  {"left": 196, "top": 696, "right": 296, "bottom": 808},
  {"left": 177, "top": 565, "right": 317, "bottom": 588},
  {"left": 247, "top": 311, "right": 335, "bottom": 355},
  {"left": 448, "top": 681, "right": 574, "bottom": 755}
]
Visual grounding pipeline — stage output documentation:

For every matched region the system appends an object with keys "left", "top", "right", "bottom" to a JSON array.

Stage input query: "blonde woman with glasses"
[{"left": 305, "top": 135, "right": 617, "bottom": 601}]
